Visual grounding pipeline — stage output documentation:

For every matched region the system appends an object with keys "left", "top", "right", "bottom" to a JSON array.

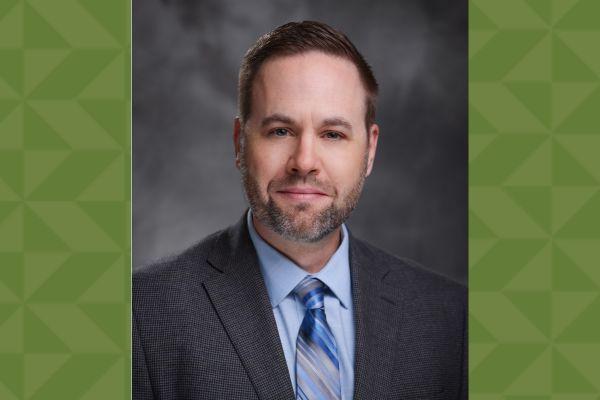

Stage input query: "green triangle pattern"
[
  {"left": 77, "top": 357, "right": 125, "bottom": 400},
  {"left": 28, "top": 253, "right": 119, "bottom": 302},
  {"left": 0, "top": 100, "right": 19, "bottom": 123},
  {"left": 24, "top": 355, "right": 69, "bottom": 399},
  {"left": 28, "top": 355, "right": 118, "bottom": 400},
  {"left": 0, "top": 3, "right": 23, "bottom": 50},
  {"left": 0, "top": 150, "right": 23, "bottom": 196},
  {"left": 556, "top": 191, "right": 600, "bottom": 237},
  {"left": 79, "top": 100, "right": 128, "bottom": 147},
  {"left": 0, "top": 103, "right": 22, "bottom": 150},
  {"left": 470, "top": 0, "right": 600, "bottom": 396},
  {"left": 552, "top": 244, "right": 597, "bottom": 290},
  {"left": 470, "top": 314, "right": 496, "bottom": 342},
  {"left": 78, "top": 202, "right": 127, "bottom": 247},
  {"left": 469, "top": 105, "right": 497, "bottom": 134},
  {"left": 524, "top": 0, "right": 552, "bottom": 24},
  {"left": 469, "top": 2, "right": 497, "bottom": 30},
  {"left": 557, "top": 88, "right": 600, "bottom": 134},
  {"left": 0, "top": 354, "right": 23, "bottom": 398},
  {"left": 1, "top": 0, "right": 130, "bottom": 398},
  {"left": 0, "top": 49, "right": 23, "bottom": 94},
  {"left": 80, "top": 303, "right": 127, "bottom": 349},
  {"left": 556, "top": 0, "right": 600, "bottom": 29},
  {"left": 470, "top": 134, "right": 546, "bottom": 185},
  {"left": 504, "top": 187, "right": 552, "bottom": 233},
  {"left": 471, "top": 343, "right": 546, "bottom": 392},
  {"left": 79, "top": 256, "right": 125, "bottom": 302},
  {"left": 24, "top": 308, "right": 69, "bottom": 352},
  {"left": 24, "top": 105, "right": 70, "bottom": 150},
  {"left": 553, "top": 0, "right": 585, "bottom": 22},
  {"left": 554, "top": 239, "right": 600, "bottom": 287},
  {"left": 552, "top": 292, "right": 597, "bottom": 340},
  {"left": 552, "top": 36, "right": 598, "bottom": 82},
  {"left": 79, "top": 52, "right": 127, "bottom": 99},
  {"left": 505, "top": 348, "right": 551, "bottom": 395},
  {"left": 471, "top": 30, "right": 546, "bottom": 81},
  {"left": 505, "top": 243, "right": 552, "bottom": 291},
  {"left": 505, "top": 82, "right": 552, "bottom": 128},
  {"left": 504, "top": 291, "right": 551, "bottom": 337},
  {"left": 24, "top": 3, "right": 68, "bottom": 49},
  {"left": 469, "top": 210, "right": 497, "bottom": 238},
  {"left": 552, "top": 349, "right": 597, "bottom": 392},
  {"left": 0, "top": 304, "right": 19, "bottom": 326},
  {"left": 0, "top": 203, "right": 22, "bottom": 251},
  {"left": 556, "top": 296, "right": 600, "bottom": 342},
  {"left": 505, "top": 35, "right": 551, "bottom": 81},
  {"left": 0, "top": 0, "right": 18, "bottom": 21},
  {"left": 27, "top": 150, "right": 119, "bottom": 200},
  {"left": 0, "top": 253, "right": 23, "bottom": 299},
  {"left": 23, "top": 207, "right": 68, "bottom": 251},
  {"left": 78, "top": 0, "right": 128, "bottom": 44},
  {"left": 0, "top": 201, "right": 17, "bottom": 222},
  {"left": 552, "top": 140, "right": 598, "bottom": 186},
  {"left": 0, "top": 306, "right": 22, "bottom": 356},
  {"left": 470, "top": 239, "right": 547, "bottom": 290},
  {"left": 29, "top": 50, "right": 119, "bottom": 99}
]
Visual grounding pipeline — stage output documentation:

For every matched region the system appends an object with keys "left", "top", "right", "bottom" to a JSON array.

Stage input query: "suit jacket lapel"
[
  {"left": 203, "top": 217, "right": 295, "bottom": 400},
  {"left": 350, "top": 235, "right": 400, "bottom": 399}
]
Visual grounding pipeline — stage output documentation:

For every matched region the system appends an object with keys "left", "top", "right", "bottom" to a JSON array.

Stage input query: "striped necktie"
[{"left": 294, "top": 276, "right": 341, "bottom": 400}]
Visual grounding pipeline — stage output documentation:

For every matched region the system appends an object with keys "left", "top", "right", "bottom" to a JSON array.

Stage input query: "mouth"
[{"left": 274, "top": 186, "right": 329, "bottom": 201}]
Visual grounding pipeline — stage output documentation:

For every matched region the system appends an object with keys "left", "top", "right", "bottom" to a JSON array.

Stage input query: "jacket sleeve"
[{"left": 133, "top": 313, "right": 155, "bottom": 400}]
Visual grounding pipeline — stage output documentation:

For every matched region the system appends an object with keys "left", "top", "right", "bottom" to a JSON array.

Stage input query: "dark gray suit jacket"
[{"left": 133, "top": 215, "right": 467, "bottom": 399}]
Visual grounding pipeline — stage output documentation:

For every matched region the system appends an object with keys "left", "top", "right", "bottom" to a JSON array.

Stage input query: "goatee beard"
[{"left": 239, "top": 155, "right": 368, "bottom": 243}]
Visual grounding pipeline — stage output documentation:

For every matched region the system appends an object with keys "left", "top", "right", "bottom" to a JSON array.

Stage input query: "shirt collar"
[{"left": 247, "top": 210, "right": 352, "bottom": 310}]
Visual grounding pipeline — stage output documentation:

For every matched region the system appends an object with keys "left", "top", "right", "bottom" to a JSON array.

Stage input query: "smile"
[{"left": 275, "top": 187, "right": 329, "bottom": 201}]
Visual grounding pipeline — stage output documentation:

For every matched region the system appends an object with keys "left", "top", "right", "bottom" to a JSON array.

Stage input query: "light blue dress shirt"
[{"left": 246, "top": 211, "right": 355, "bottom": 400}]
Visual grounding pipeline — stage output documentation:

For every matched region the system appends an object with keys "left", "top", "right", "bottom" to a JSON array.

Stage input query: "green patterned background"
[
  {"left": 1, "top": 0, "right": 599, "bottom": 398},
  {"left": 0, "top": 0, "right": 130, "bottom": 398},
  {"left": 470, "top": 0, "right": 600, "bottom": 398}
]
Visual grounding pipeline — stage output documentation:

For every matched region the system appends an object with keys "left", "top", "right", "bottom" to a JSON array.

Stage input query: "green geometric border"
[
  {"left": 469, "top": 0, "right": 600, "bottom": 397},
  {"left": 0, "top": 0, "right": 130, "bottom": 398}
]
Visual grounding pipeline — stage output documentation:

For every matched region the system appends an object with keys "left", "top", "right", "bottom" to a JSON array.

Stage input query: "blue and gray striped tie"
[{"left": 294, "top": 276, "right": 341, "bottom": 400}]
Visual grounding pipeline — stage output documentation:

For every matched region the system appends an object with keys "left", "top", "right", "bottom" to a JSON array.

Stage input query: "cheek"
[
  {"left": 245, "top": 143, "right": 288, "bottom": 184},
  {"left": 323, "top": 148, "right": 366, "bottom": 182}
]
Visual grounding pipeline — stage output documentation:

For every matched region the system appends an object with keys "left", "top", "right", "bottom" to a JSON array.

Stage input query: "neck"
[{"left": 252, "top": 214, "right": 342, "bottom": 274}]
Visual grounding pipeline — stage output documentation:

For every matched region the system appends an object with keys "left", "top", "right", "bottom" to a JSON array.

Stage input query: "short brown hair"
[{"left": 238, "top": 21, "right": 379, "bottom": 130}]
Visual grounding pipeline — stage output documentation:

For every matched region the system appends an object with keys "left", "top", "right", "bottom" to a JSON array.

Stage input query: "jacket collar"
[{"left": 205, "top": 213, "right": 402, "bottom": 399}]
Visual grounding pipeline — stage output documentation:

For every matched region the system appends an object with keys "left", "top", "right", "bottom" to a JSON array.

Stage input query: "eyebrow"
[
  {"left": 260, "top": 113, "right": 295, "bottom": 127},
  {"left": 321, "top": 117, "right": 353, "bottom": 131},
  {"left": 260, "top": 113, "right": 353, "bottom": 131}
]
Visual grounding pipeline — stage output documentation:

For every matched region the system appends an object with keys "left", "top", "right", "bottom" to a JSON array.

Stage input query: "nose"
[{"left": 286, "top": 132, "right": 320, "bottom": 176}]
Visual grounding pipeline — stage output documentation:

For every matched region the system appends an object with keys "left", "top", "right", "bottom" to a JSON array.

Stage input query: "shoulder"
[
  {"left": 351, "top": 237, "right": 466, "bottom": 305},
  {"left": 133, "top": 229, "right": 225, "bottom": 302}
]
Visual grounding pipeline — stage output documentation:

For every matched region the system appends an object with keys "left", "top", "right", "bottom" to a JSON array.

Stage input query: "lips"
[
  {"left": 278, "top": 187, "right": 327, "bottom": 195},
  {"left": 275, "top": 186, "right": 329, "bottom": 200}
]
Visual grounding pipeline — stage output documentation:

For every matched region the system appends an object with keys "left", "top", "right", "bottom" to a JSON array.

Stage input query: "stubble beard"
[{"left": 239, "top": 146, "right": 368, "bottom": 243}]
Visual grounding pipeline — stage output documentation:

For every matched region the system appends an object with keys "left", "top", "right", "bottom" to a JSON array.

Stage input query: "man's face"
[{"left": 235, "top": 51, "right": 379, "bottom": 243}]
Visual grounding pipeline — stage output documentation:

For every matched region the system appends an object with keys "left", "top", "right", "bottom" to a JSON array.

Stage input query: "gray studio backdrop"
[{"left": 133, "top": 0, "right": 467, "bottom": 284}]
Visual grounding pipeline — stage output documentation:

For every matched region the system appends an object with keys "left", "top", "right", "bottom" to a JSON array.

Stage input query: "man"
[{"left": 134, "top": 21, "right": 466, "bottom": 400}]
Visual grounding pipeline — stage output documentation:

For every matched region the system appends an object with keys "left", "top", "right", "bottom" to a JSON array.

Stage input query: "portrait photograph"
[{"left": 132, "top": 0, "right": 467, "bottom": 398}]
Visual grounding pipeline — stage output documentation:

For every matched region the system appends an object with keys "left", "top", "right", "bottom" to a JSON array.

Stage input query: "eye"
[
  {"left": 270, "top": 128, "right": 290, "bottom": 137},
  {"left": 323, "top": 131, "right": 343, "bottom": 140}
]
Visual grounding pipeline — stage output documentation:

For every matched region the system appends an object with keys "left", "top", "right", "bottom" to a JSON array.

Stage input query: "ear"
[
  {"left": 233, "top": 117, "right": 242, "bottom": 169},
  {"left": 365, "top": 123, "right": 379, "bottom": 177}
]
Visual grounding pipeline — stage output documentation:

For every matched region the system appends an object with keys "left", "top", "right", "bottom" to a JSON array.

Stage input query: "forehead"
[{"left": 251, "top": 51, "right": 367, "bottom": 122}]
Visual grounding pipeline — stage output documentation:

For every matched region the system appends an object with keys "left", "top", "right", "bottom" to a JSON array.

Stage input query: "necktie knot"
[{"left": 293, "top": 276, "right": 326, "bottom": 310}]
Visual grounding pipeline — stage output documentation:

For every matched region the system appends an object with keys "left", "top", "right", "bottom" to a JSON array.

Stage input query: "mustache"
[{"left": 268, "top": 175, "right": 335, "bottom": 196}]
